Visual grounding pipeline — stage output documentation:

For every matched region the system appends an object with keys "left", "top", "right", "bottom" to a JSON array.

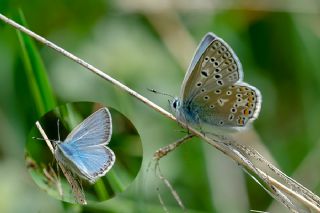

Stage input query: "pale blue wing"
[
  {"left": 55, "top": 143, "right": 115, "bottom": 183},
  {"left": 64, "top": 107, "right": 112, "bottom": 147}
]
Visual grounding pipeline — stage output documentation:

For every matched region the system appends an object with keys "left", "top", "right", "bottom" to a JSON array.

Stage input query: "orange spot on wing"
[
  {"left": 243, "top": 108, "right": 250, "bottom": 116},
  {"left": 237, "top": 117, "right": 244, "bottom": 125},
  {"left": 248, "top": 96, "right": 255, "bottom": 102}
]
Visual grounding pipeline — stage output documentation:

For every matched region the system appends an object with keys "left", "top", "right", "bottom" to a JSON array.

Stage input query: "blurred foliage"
[{"left": 0, "top": 0, "right": 320, "bottom": 213}]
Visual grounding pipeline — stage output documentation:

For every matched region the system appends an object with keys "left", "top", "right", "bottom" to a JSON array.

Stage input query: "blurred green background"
[{"left": 0, "top": 0, "right": 320, "bottom": 212}]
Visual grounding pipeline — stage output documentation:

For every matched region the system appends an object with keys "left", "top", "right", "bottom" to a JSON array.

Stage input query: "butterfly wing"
[
  {"left": 180, "top": 33, "right": 261, "bottom": 128},
  {"left": 192, "top": 83, "right": 261, "bottom": 127},
  {"left": 55, "top": 143, "right": 115, "bottom": 183},
  {"left": 181, "top": 33, "right": 243, "bottom": 103},
  {"left": 182, "top": 33, "right": 216, "bottom": 85},
  {"left": 64, "top": 107, "right": 112, "bottom": 147}
]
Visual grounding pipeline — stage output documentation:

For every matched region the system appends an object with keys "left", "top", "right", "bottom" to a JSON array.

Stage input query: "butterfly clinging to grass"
[{"left": 171, "top": 32, "right": 261, "bottom": 132}]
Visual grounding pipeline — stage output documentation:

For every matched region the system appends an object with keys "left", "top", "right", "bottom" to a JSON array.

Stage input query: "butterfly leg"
[
  {"left": 175, "top": 112, "right": 191, "bottom": 134},
  {"left": 153, "top": 134, "right": 194, "bottom": 161},
  {"left": 194, "top": 113, "right": 206, "bottom": 136}
]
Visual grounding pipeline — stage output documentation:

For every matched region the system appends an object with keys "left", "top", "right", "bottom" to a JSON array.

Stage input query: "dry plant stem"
[
  {"left": 233, "top": 143, "right": 320, "bottom": 209},
  {"left": 1, "top": 13, "right": 319, "bottom": 212},
  {"left": 153, "top": 134, "right": 193, "bottom": 210},
  {"left": 152, "top": 135, "right": 194, "bottom": 211},
  {"left": 35, "top": 121, "right": 54, "bottom": 153},
  {"left": 157, "top": 187, "right": 170, "bottom": 213},
  {"left": 230, "top": 140, "right": 320, "bottom": 212},
  {"left": 35, "top": 121, "right": 87, "bottom": 205},
  {"left": 43, "top": 166, "right": 63, "bottom": 198},
  {"left": 233, "top": 147, "right": 299, "bottom": 212},
  {"left": 155, "top": 161, "right": 186, "bottom": 212},
  {"left": 250, "top": 210, "right": 270, "bottom": 213},
  {"left": 0, "top": 13, "right": 173, "bottom": 121}
]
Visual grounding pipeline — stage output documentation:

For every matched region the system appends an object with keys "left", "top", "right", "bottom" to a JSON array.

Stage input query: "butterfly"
[
  {"left": 171, "top": 32, "right": 261, "bottom": 131},
  {"left": 54, "top": 107, "right": 115, "bottom": 183}
]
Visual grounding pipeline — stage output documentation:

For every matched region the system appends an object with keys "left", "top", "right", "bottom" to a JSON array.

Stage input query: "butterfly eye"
[
  {"left": 204, "top": 96, "right": 209, "bottom": 100},
  {"left": 204, "top": 57, "right": 209, "bottom": 61},
  {"left": 226, "top": 91, "right": 232, "bottom": 95},
  {"left": 228, "top": 114, "right": 234, "bottom": 121},
  {"left": 210, "top": 57, "right": 215, "bottom": 63},
  {"left": 172, "top": 100, "right": 178, "bottom": 109},
  {"left": 196, "top": 82, "right": 202, "bottom": 87},
  {"left": 215, "top": 89, "right": 221, "bottom": 94}
]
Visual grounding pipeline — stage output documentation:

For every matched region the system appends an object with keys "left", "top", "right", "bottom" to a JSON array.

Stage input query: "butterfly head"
[{"left": 170, "top": 97, "right": 182, "bottom": 113}]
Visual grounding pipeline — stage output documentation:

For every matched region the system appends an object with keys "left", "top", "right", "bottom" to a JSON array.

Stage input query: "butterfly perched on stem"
[
  {"left": 170, "top": 33, "right": 261, "bottom": 132},
  {"left": 54, "top": 107, "right": 115, "bottom": 183}
]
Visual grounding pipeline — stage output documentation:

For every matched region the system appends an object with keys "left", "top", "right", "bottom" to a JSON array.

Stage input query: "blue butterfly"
[
  {"left": 171, "top": 33, "right": 261, "bottom": 131},
  {"left": 54, "top": 107, "right": 115, "bottom": 183}
]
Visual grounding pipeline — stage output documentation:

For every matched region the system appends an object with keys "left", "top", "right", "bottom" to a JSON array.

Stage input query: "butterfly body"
[
  {"left": 54, "top": 108, "right": 115, "bottom": 183},
  {"left": 172, "top": 33, "right": 261, "bottom": 131}
]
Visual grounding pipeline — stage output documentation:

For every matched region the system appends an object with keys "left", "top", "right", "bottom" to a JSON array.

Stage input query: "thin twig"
[
  {"left": 35, "top": 121, "right": 54, "bottom": 153},
  {"left": 43, "top": 166, "right": 63, "bottom": 198},
  {"left": 152, "top": 134, "right": 194, "bottom": 210},
  {"left": 155, "top": 161, "right": 186, "bottom": 212},
  {"left": 0, "top": 13, "right": 174, "bottom": 122},
  {"left": 157, "top": 187, "right": 170, "bottom": 213},
  {"left": 233, "top": 143, "right": 320, "bottom": 207},
  {"left": 1, "top": 13, "right": 319, "bottom": 212},
  {"left": 35, "top": 121, "right": 87, "bottom": 204}
]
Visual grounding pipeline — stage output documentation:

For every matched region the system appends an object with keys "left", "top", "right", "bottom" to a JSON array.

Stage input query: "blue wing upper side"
[
  {"left": 64, "top": 108, "right": 112, "bottom": 147},
  {"left": 55, "top": 142, "right": 115, "bottom": 183}
]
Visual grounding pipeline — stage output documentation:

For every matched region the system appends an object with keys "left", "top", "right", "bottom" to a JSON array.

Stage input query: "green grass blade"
[{"left": 16, "top": 10, "right": 56, "bottom": 117}]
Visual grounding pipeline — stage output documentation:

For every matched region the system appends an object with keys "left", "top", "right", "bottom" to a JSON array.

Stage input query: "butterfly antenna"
[
  {"left": 32, "top": 137, "right": 59, "bottom": 145},
  {"left": 147, "top": 88, "right": 174, "bottom": 99}
]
